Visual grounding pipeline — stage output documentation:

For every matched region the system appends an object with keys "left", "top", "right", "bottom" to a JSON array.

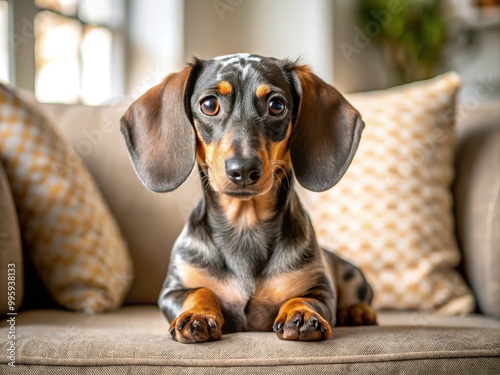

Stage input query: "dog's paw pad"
[{"left": 274, "top": 308, "right": 332, "bottom": 341}]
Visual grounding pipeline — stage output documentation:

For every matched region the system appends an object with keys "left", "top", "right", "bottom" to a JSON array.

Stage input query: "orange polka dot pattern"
[
  {"left": 299, "top": 73, "right": 475, "bottom": 314},
  {"left": 0, "top": 83, "right": 133, "bottom": 312}
]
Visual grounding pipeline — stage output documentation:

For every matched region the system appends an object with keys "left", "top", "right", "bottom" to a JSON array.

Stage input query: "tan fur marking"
[
  {"left": 274, "top": 297, "right": 333, "bottom": 340},
  {"left": 253, "top": 263, "right": 324, "bottom": 307},
  {"left": 217, "top": 81, "right": 233, "bottom": 96},
  {"left": 268, "top": 121, "right": 292, "bottom": 185},
  {"left": 202, "top": 133, "right": 234, "bottom": 192},
  {"left": 194, "top": 124, "right": 208, "bottom": 166},
  {"left": 214, "top": 135, "right": 274, "bottom": 228},
  {"left": 178, "top": 261, "right": 247, "bottom": 307},
  {"left": 219, "top": 193, "right": 274, "bottom": 229},
  {"left": 294, "top": 65, "right": 313, "bottom": 84},
  {"left": 181, "top": 288, "right": 222, "bottom": 314},
  {"left": 171, "top": 288, "right": 224, "bottom": 343},
  {"left": 195, "top": 121, "right": 292, "bottom": 230},
  {"left": 256, "top": 84, "right": 271, "bottom": 98},
  {"left": 269, "top": 120, "right": 292, "bottom": 164}
]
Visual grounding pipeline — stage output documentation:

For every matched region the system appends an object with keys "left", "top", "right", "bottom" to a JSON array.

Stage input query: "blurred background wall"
[
  {"left": 183, "top": 0, "right": 334, "bottom": 82},
  {"left": 1, "top": 0, "right": 499, "bottom": 103}
]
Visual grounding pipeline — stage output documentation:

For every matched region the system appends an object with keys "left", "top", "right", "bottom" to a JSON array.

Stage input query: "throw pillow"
[
  {"left": 0, "top": 83, "right": 133, "bottom": 312},
  {"left": 299, "top": 72, "right": 475, "bottom": 314}
]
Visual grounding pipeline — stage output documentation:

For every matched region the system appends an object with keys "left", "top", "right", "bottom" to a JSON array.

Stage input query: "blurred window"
[
  {"left": 0, "top": 1, "right": 8, "bottom": 82},
  {"left": 34, "top": 0, "right": 122, "bottom": 104}
]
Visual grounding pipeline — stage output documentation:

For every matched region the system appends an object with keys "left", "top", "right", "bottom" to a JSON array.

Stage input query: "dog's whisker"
[
  {"left": 273, "top": 171, "right": 283, "bottom": 188},
  {"left": 272, "top": 175, "right": 280, "bottom": 200},
  {"left": 272, "top": 162, "right": 291, "bottom": 187},
  {"left": 187, "top": 172, "right": 209, "bottom": 188}
]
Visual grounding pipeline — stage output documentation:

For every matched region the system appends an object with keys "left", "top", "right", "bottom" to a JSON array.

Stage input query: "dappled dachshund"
[{"left": 121, "top": 53, "right": 377, "bottom": 343}]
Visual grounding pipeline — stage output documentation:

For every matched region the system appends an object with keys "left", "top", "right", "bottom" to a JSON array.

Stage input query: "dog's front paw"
[
  {"left": 169, "top": 311, "right": 223, "bottom": 344},
  {"left": 273, "top": 305, "right": 332, "bottom": 341},
  {"left": 336, "top": 302, "right": 377, "bottom": 326}
]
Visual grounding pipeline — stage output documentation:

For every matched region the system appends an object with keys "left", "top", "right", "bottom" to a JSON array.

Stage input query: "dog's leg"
[
  {"left": 336, "top": 302, "right": 377, "bottom": 326},
  {"left": 168, "top": 288, "right": 224, "bottom": 344},
  {"left": 326, "top": 251, "right": 378, "bottom": 326},
  {"left": 273, "top": 297, "right": 333, "bottom": 341}
]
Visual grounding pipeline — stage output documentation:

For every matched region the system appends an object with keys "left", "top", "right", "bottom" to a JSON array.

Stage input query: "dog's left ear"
[{"left": 285, "top": 65, "right": 364, "bottom": 192}]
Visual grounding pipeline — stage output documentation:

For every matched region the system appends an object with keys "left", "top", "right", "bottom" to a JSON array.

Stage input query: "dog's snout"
[{"left": 225, "top": 157, "right": 263, "bottom": 186}]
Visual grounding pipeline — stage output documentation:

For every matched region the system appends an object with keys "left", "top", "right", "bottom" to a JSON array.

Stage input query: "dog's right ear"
[{"left": 120, "top": 61, "right": 202, "bottom": 192}]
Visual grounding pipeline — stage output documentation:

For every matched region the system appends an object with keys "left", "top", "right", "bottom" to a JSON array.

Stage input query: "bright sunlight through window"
[
  {"left": 0, "top": 1, "right": 9, "bottom": 83},
  {"left": 34, "top": 0, "right": 116, "bottom": 105}
]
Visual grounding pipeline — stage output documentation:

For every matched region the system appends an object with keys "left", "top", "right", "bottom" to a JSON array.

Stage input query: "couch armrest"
[
  {"left": 0, "top": 160, "right": 24, "bottom": 314},
  {"left": 454, "top": 120, "right": 500, "bottom": 318}
]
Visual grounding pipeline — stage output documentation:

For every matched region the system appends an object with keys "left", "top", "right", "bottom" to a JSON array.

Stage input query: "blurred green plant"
[{"left": 359, "top": 0, "right": 448, "bottom": 83}]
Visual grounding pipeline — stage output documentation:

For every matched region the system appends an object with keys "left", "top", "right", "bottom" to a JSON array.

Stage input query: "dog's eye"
[
  {"left": 268, "top": 98, "right": 285, "bottom": 116},
  {"left": 200, "top": 97, "right": 220, "bottom": 116}
]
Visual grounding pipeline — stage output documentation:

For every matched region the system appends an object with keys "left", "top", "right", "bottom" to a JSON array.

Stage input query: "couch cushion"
[
  {"left": 0, "top": 161, "right": 23, "bottom": 315},
  {"left": 1, "top": 307, "right": 499, "bottom": 374},
  {"left": 299, "top": 73, "right": 474, "bottom": 314},
  {"left": 0, "top": 84, "right": 133, "bottom": 313}
]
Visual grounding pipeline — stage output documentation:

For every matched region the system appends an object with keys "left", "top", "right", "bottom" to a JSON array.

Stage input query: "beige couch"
[{"left": 1, "top": 92, "right": 499, "bottom": 374}]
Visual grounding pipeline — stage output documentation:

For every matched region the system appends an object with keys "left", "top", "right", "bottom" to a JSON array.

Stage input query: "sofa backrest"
[{"left": 33, "top": 99, "right": 202, "bottom": 305}]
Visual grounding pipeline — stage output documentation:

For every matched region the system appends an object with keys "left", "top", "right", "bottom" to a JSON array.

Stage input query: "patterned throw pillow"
[
  {"left": 0, "top": 83, "right": 133, "bottom": 312},
  {"left": 299, "top": 72, "right": 475, "bottom": 314}
]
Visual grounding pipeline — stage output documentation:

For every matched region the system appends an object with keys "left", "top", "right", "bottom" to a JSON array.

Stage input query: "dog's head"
[{"left": 121, "top": 53, "right": 364, "bottom": 197}]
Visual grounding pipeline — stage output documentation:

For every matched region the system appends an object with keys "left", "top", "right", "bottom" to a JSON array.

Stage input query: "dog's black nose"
[{"left": 225, "top": 157, "right": 263, "bottom": 186}]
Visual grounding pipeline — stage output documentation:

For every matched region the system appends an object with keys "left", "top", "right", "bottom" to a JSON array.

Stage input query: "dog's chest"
[
  {"left": 243, "top": 269, "right": 319, "bottom": 331},
  {"left": 178, "top": 255, "right": 315, "bottom": 331},
  {"left": 179, "top": 205, "right": 317, "bottom": 331}
]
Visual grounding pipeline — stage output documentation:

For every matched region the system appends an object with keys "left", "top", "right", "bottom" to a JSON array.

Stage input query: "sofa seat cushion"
[{"left": 1, "top": 307, "right": 499, "bottom": 374}]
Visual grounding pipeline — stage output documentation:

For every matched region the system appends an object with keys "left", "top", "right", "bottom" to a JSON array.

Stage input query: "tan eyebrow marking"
[
  {"left": 256, "top": 84, "right": 271, "bottom": 98},
  {"left": 216, "top": 81, "right": 233, "bottom": 96}
]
